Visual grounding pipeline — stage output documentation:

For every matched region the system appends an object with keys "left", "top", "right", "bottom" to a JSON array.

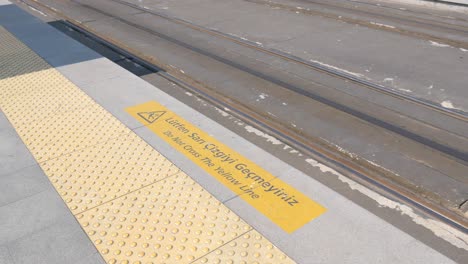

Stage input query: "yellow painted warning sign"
[
  {"left": 137, "top": 111, "right": 166, "bottom": 123},
  {"left": 126, "top": 101, "right": 326, "bottom": 233}
]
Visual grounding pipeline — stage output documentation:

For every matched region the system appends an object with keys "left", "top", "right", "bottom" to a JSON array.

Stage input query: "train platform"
[{"left": 0, "top": 1, "right": 466, "bottom": 263}]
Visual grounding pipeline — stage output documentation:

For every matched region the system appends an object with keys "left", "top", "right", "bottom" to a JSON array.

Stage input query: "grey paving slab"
[
  {"left": 78, "top": 72, "right": 160, "bottom": 129},
  {"left": 4, "top": 19, "right": 63, "bottom": 40},
  {"left": 33, "top": 40, "right": 100, "bottom": 68},
  {"left": 0, "top": 165, "right": 52, "bottom": 207},
  {"left": 0, "top": 112, "right": 37, "bottom": 176},
  {"left": 0, "top": 246, "right": 13, "bottom": 264},
  {"left": 0, "top": 4, "right": 38, "bottom": 27},
  {"left": 73, "top": 253, "right": 106, "bottom": 264},
  {"left": 0, "top": 4, "right": 101, "bottom": 68},
  {"left": 7, "top": 26, "right": 100, "bottom": 68},
  {"left": 57, "top": 57, "right": 132, "bottom": 87},
  {"left": 0, "top": 0, "right": 10, "bottom": 6},
  {"left": 0, "top": 189, "right": 74, "bottom": 243},
  {"left": 7, "top": 218, "right": 96, "bottom": 264}
]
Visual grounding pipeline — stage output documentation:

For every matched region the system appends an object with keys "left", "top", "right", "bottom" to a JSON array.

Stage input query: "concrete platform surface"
[{"left": 0, "top": 1, "right": 467, "bottom": 264}]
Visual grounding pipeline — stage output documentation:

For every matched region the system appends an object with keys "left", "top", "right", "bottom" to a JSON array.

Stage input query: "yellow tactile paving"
[
  {"left": 76, "top": 172, "right": 252, "bottom": 264},
  {"left": 193, "top": 230, "right": 293, "bottom": 264},
  {"left": 42, "top": 133, "right": 180, "bottom": 213},
  {"left": 0, "top": 69, "right": 95, "bottom": 125},
  {"left": 13, "top": 103, "right": 130, "bottom": 162},
  {"left": 0, "top": 26, "right": 296, "bottom": 263}
]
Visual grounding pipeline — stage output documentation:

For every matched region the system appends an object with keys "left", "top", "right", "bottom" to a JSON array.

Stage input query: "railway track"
[
  {"left": 111, "top": 0, "right": 468, "bottom": 122},
  {"left": 349, "top": 0, "right": 468, "bottom": 13},
  {"left": 17, "top": 0, "right": 468, "bottom": 233},
  {"left": 29, "top": 0, "right": 467, "bottom": 165},
  {"left": 244, "top": 0, "right": 468, "bottom": 49},
  {"left": 249, "top": 0, "right": 468, "bottom": 30}
]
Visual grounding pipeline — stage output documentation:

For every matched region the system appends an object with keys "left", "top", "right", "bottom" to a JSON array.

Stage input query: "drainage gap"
[{"left": 49, "top": 20, "right": 162, "bottom": 76}]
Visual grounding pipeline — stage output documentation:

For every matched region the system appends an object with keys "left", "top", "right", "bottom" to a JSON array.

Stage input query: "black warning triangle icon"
[{"left": 137, "top": 111, "right": 166, "bottom": 124}]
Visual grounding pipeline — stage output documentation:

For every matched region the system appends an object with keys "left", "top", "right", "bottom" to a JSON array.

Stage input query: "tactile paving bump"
[
  {"left": 76, "top": 172, "right": 253, "bottom": 264},
  {"left": 0, "top": 26, "right": 297, "bottom": 263}
]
